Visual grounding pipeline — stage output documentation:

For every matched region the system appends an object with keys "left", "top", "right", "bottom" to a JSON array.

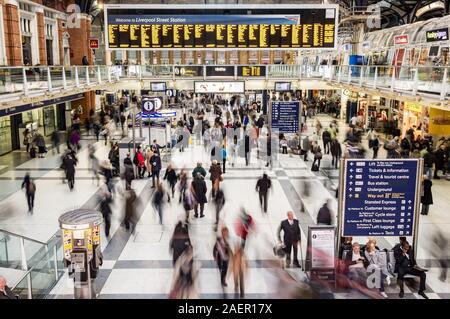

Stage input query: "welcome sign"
[{"left": 426, "top": 28, "right": 449, "bottom": 42}]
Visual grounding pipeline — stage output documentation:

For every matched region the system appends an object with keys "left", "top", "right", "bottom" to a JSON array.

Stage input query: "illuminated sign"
[
  {"left": 194, "top": 81, "right": 245, "bottom": 93},
  {"left": 89, "top": 38, "right": 100, "bottom": 49},
  {"left": 237, "top": 65, "right": 267, "bottom": 77},
  {"left": 426, "top": 28, "right": 449, "bottom": 42}
]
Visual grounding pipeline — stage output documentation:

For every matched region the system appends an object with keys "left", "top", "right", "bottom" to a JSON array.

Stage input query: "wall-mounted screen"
[
  {"left": 151, "top": 82, "right": 167, "bottom": 92},
  {"left": 275, "top": 82, "right": 291, "bottom": 91}
]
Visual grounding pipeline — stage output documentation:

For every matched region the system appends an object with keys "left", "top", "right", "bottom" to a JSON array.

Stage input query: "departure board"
[{"left": 106, "top": 10, "right": 337, "bottom": 49}]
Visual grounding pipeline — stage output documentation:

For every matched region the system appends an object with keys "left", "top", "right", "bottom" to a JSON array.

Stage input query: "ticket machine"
[{"left": 58, "top": 209, "right": 103, "bottom": 299}]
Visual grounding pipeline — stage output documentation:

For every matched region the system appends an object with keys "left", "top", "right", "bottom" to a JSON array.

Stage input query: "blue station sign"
[
  {"left": 342, "top": 159, "right": 422, "bottom": 237},
  {"left": 270, "top": 101, "right": 300, "bottom": 133}
]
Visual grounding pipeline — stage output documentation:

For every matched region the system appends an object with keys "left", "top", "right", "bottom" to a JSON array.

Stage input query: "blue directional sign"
[
  {"left": 271, "top": 101, "right": 300, "bottom": 133},
  {"left": 342, "top": 159, "right": 421, "bottom": 237}
]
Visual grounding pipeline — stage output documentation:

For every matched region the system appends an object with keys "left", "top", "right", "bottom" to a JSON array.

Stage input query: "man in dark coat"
[
  {"left": 434, "top": 145, "right": 447, "bottom": 179},
  {"left": 191, "top": 173, "right": 207, "bottom": 218},
  {"left": 63, "top": 152, "right": 77, "bottom": 191},
  {"left": 330, "top": 139, "right": 342, "bottom": 169},
  {"left": 150, "top": 152, "right": 162, "bottom": 188},
  {"left": 394, "top": 241, "right": 428, "bottom": 299},
  {"left": 255, "top": 173, "right": 271, "bottom": 213},
  {"left": 100, "top": 192, "right": 113, "bottom": 237},
  {"left": 277, "top": 211, "right": 301, "bottom": 268},
  {"left": 421, "top": 175, "right": 433, "bottom": 215}
]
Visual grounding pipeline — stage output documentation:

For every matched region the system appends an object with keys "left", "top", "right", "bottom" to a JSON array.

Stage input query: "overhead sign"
[
  {"left": 105, "top": 5, "right": 338, "bottom": 50},
  {"left": 341, "top": 159, "right": 422, "bottom": 237},
  {"left": 141, "top": 96, "right": 163, "bottom": 114},
  {"left": 89, "top": 38, "right": 100, "bottom": 49},
  {"left": 394, "top": 34, "right": 409, "bottom": 45},
  {"left": 174, "top": 65, "right": 203, "bottom": 77},
  {"left": 141, "top": 110, "right": 177, "bottom": 119},
  {"left": 205, "top": 66, "right": 234, "bottom": 77},
  {"left": 426, "top": 28, "right": 449, "bottom": 42},
  {"left": 194, "top": 81, "right": 245, "bottom": 93},
  {"left": 270, "top": 101, "right": 300, "bottom": 133},
  {"left": 237, "top": 65, "right": 267, "bottom": 77}
]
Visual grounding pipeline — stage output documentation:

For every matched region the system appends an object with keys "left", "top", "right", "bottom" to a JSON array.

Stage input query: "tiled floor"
[{"left": 1, "top": 113, "right": 449, "bottom": 299}]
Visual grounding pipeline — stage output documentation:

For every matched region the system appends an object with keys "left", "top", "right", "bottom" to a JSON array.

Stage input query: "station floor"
[{"left": 0, "top": 113, "right": 449, "bottom": 299}]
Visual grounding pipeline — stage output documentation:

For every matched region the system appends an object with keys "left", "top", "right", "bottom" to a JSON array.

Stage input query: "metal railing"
[
  {"left": 1, "top": 64, "right": 449, "bottom": 101},
  {"left": 0, "top": 229, "right": 64, "bottom": 299}
]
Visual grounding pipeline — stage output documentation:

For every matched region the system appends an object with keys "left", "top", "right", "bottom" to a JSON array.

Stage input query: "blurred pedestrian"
[
  {"left": 100, "top": 191, "right": 113, "bottom": 237},
  {"left": 178, "top": 169, "right": 188, "bottom": 203},
  {"left": 256, "top": 173, "right": 271, "bottom": 213},
  {"left": 191, "top": 162, "right": 207, "bottom": 179},
  {"left": 63, "top": 151, "right": 77, "bottom": 191},
  {"left": 51, "top": 130, "right": 60, "bottom": 154},
  {"left": 123, "top": 154, "right": 135, "bottom": 190},
  {"left": 209, "top": 160, "right": 222, "bottom": 198},
  {"left": 164, "top": 164, "right": 178, "bottom": 201},
  {"left": 23, "top": 128, "right": 32, "bottom": 154},
  {"left": 235, "top": 208, "right": 255, "bottom": 249},
  {"left": 213, "top": 226, "right": 232, "bottom": 288},
  {"left": 0, "top": 276, "right": 19, "bottom": 299},
  {"left": 153, "top": 182, "right": 167, "bottom": 224},
  {"left": 124, "top": 189, "right": 138, "bottom": 233},
  {"left": 21, "top": 173, "right": 36, "bottom": 213},
  {"left": 231, "top": 244, "right": 247, "bottom": 298},
  {"left": 317, "top": 199, "right": 333, "bottom": 225},
  {"left": 169, "top": 245, "right": 199, "bottom": 299},
  {"left": 213, "top": 187, "right": 225, "bottom": 228},
  {"left": 170, "top": 221, "right": 191, "bottom": 266}
]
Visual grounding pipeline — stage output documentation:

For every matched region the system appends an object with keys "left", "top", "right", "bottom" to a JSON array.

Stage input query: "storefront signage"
[
  {"left": 426, "top": 28, "right": 449, "bottom": 42},
  {"left": 194, "top": 81, "right": 245, "bottom": 93},
  {"left": 270, "top": 101, "right": 300, "bottom": 133},
  {"left": 174, "top": 66, "right": 203, "bottom": 77},
  {"left": 89, "top": 38, "right": 100, "bottom": 49},
  {"left": 0, "top": 93, "right": 85, "bottom": 118},
  {"left": 394, "top": 34, "right": 409, "bottom": 45},
  {"left": 341, "top": 159, "right": 421, "bottom": 237},
  {"left": 205, "top": 66, "right": 235, "bottom": 77},
  {"left": 404, "top": 102, "right": 422, "bottom": 113},
  {"left": 237, "top": 65, "right": 267, "bottom": 77}
]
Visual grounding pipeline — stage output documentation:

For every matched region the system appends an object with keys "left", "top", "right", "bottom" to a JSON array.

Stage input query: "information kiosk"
[{"left": 59, "top": 209, "right": 103, "bottom": 299}]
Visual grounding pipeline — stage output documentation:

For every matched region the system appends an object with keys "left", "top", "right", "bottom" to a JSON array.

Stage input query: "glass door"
[{"left": 0, "top": 117, "right": 12, "bottom": 155}]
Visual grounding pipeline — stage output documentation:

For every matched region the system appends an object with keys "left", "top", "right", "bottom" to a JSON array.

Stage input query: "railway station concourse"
[{"left": 0, "top": 0, "right": 450, "bottom": 303}]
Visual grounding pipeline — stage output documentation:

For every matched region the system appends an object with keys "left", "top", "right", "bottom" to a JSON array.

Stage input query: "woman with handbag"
[{"left": 311, "top": 141, "right": 322, "bottom": 171}]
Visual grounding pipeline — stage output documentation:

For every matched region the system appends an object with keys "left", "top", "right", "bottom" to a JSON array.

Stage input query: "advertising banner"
[
  {"left": 205, "top": 66, "right": 235, "bottom": 77},
  {"left": 310, "top": 227, "right": 335, "bottom": 269},
  {"left": 174, "top": 65, "right": 203, "bottom": 77},
  {"left": 194, "top": 81, "right": 245, "bottom": 93},
  {"left": 341, "top": 159, "right": 421, "bottom": 237},
  {"left": 426, "top": 28, "right": 449, "bottom": 42}
]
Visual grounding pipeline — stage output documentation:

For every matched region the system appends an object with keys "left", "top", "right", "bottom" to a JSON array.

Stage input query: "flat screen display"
[{"left": 151, "top": 82, "right": 167, "bottom": 92}]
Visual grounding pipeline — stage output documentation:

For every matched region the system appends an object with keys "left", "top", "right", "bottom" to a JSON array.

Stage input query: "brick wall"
[
  {"left": 68, "top": 14, "right": 92, "bottom": 66},
  {"left": 3, "top": 3, "right": 22, "bottom": 66},
  {"left": 36, "top": 11, "right": 47, "bottom": 65}
]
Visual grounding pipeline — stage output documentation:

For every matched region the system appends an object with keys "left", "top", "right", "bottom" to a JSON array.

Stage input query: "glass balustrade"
[
  {"left": 1, "top": 64, "right": 449, "bottom": 101},
  {"left": 0, "top": 229, "right": 64, "bottom": 299},
  {"left": 77, "top": 66, "right": 87, "bottom": 86}
]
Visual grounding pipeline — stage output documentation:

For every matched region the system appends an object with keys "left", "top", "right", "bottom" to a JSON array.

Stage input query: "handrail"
[
  {"left": 10, "top": 267, "right": 33, "bottom": 291},
  {"left": 0, "top": 228, "right": 47, "bottom": 245}
]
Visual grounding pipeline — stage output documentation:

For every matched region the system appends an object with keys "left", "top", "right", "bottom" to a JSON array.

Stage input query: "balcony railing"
[{"left": 0, "top": 64, "right": 449, "bottom": 102}]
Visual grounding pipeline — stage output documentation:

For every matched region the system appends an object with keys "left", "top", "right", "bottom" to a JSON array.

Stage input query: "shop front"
[
  {"left": 400, "top": 102, "right": 426, "bottom": 139},
  {"left": 429, "top": 107, "right": 450, "bottom": 138},
  {"left": 0, "top": 93, "right": 85, "bottom": 154}
]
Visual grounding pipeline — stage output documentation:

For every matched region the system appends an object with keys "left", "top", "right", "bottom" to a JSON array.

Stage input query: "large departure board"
[{"left": 106, "top": 9, "right": 337, "bottom": 50}]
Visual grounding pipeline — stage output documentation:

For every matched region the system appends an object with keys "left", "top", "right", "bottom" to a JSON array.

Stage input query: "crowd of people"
[{"left": 13, "top": 90, "right": 450, "bottom": 300}]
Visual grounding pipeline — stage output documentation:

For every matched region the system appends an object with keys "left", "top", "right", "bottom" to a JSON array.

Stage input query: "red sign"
[
  {"left": 394, "top": 34, "right": 409, "bottom": 45},
  {"left": 89, "top": 38, "right": 99, "bottom": 49}
]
